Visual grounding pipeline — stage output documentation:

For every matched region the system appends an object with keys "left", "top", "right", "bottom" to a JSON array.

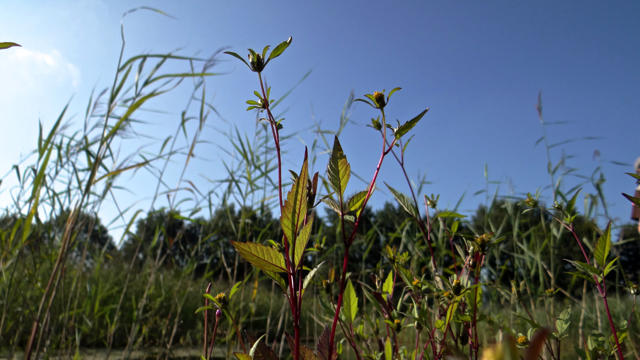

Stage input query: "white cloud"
[{"left": 0, "top": 47, "right": 81, "bottom": 93}]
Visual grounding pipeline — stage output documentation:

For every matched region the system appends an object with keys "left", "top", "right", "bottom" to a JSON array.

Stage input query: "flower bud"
[
  {"left": 215, "top": 309, "right": 222, "bottom": 321},
  {"left": 373, "top": 91, "right": 386, "bottom": 109},
  {"left": 452, "top": 279, "right": 462, "bottom": 296}
]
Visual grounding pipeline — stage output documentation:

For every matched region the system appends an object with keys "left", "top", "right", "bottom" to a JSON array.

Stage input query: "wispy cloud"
[{"left": 0, "top": 47, "right": 81, "bottom": 96}]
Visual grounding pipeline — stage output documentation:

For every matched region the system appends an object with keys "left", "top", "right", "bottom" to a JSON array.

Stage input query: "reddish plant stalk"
[{"left": 328, "top": 112, "right": 393, "bottom": 360}]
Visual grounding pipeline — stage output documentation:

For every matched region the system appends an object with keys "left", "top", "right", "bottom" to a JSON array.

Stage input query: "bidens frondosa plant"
[{"left": 196, "top": 37, "right": 633, "bottom": 360}]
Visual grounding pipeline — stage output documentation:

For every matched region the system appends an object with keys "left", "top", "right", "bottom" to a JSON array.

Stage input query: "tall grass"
[{"left": 1, "top": 11, "right": 639, "bottom": 360}]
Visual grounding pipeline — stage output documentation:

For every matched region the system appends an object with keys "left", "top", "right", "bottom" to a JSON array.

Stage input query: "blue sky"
[{"left": 1, "top": 1, "right": 639, "bottom": 240}]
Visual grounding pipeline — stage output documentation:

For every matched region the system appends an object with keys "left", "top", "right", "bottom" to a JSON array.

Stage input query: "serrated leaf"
[
  {"left": 567, "top": 271, "right": 596, "bottom": 284},
  {"left": 346, "top": 190, "right": 368, "bottom": 216},
  {"left": 342, "top": 279, "right": 359, "bottom": 323},
  {"left": 264, "top": 270, "right": 288, "bottom": 293},
  {"left": 395, "top": 108, "right": 428, "bottom": 140},
  {"left": 385, "top": 183, "right": 419, "bottom": 219},
  {"left": 292, "top": 214, "right": 314, "bottom": 269},
  {"left": 286, "top": 332, "right": 319, "bottom": 360},
  {"left": 603, "top": 256, "right": 619, "bottom": 276},
  {"left": 594, "top": 222, "right": 612, "bottom": 268},
  {"left": 555, "top": 306, "right": 571, "bottom": 338},
  {"left": 321, "top": 198, "right": 342, "bottom": 215},
  {"left": 282, "top": 156, "right": 308, "bottom": 250},
  {"left": 327, "top": 136, "right": 350, "bottom": 199},
  {"left": 231, "top": 241, "right": 287, "bottom": 273},
  {"left": 566, "top": 259, "right": 600, "bottom": 278},
  {"left": 382, "top": 271, "right": 394, "bottom": 295},
  {"left": 316, "top": 325, "right": 337, "bottom": 360}
]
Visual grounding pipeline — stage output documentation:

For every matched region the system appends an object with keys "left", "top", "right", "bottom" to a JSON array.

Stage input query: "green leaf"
[
  {"left": 267, "top": 37, "right": 292, "bottom": 63},
  {"left": 384, "top": 337, "right": 392, "bottom": 360},
  {"left": 385, "top": 183, "right": 419, "bottom": 219},
  {"left": 395, "top": 108, "right": 428, "bottom": 140},
  {"left": 567, "top": 271, "right": 596, "bottom": 284},
  {"left": 264, "top": 270, "right": 288, "bottom": 293},
  {"left": 626, "top": 172, "right": 640, "bottom": 181},
  {"left": 346, "top": 190, "right": 368, "bottom": 217},
  {"left": 594, "top": 222, "right": 612, "bottom": 268},
  {"left": 353, "top": 98, "right": 376, "bottom": 108},
  {"left": 435, "top": 211, "right": 466, "bottom": 218},
  {"left": 383, "top": 271, "right": 394, "bottom": 295},
  {"left": 321, "top": 198, "right": 342, "bottom": 215},
  {"left": 387, "top": 87, "right": 402, "bottom": 100},
  {"left": 566, "top": 259, "right": 600, "bottom": 278},
  {"left": 249, "top": 334, "right": 266, "bottom": 359},
  {"left": 622, "top": 193, "right": 640, "bottom": 207},
  {"left": 327, "top": 136, "right": 350, "bottom": 199},
  {"left": 603, "top": 256, "right": 619, "bottom": 276},
  {"left": 233, "top": 353, "right": 252, "bottom": 360},
  {"left": 303, "top": 261, "right": 324, "bottom": 293},
  {"left": 231, "top": 241, "right": 287, "bottom": 273},
  {"left": 292, "top": 214, "right": 314, "bottom": 269},
  {"left": 0, "top": 42, "right": 21, "bottom": 50},
  {"left": 555, "top": 306, "right": 571, "bottom": 339},
  {"left": 281, "top": 155, "right": 309, "bottom": 249},
  {"left": 229, "top": 281, "right": 242, "bottom": 299},
  {"left": 224, "top": 51, "right": 252, "bottom": 70},
  {"left": 342, "top": 279, "right": 359, "bottom": 323},
  {"left": 566, "top": 188, "right": 581, "bottom": 214},
  {"left": 445, "top": 298, "right": 459, "bottom": 330}
]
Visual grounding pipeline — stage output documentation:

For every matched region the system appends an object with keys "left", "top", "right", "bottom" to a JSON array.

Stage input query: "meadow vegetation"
[{"left": 1, "top": 16, "right": 640, "bottom": 360}]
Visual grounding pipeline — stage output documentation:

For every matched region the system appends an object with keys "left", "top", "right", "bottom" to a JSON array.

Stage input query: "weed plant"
[{"left": 1, "top": 16, "right": 640, "bottom": 360}]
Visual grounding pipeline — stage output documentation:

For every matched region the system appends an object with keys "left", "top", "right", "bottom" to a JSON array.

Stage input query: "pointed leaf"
[
  {"left": 281, "top": 156, "right": 308, "bottom": 249},
  {"left": 384, "top": 337, "right": 392, "bottom": 360},
  {"left": 286, "top": 332, "right": 319, "bottom": 360},
  {"left": 292, "top": 214, "right": 314, "bottom": 269},
  {"left": 267, "top": 37, "right": 292, "bottom": 62},
  {"left": 435, "top": 211, "right": 466, "bottom": 218},
  {"left": 342, "top": 279, "right": 359, "bottom": 323},
  {"left": 594, "top": 222, "right": 612, "bottom": 268},
  {"left": 346, "top": 190, "right": 368, "bottom": 216},
  {"left": 264, "top": 270, "right": 288, "bottom": 293},
  {"left": 382, "top": 271, "right": 394, "bottom": 295},
  {"left": 385, "top": 183, "right": 419, "bottom": 219},
  {"left": 316, "top": 325, "right": 338, "bottom": 360},
  {"left": 327, "top": 136, "right": 350, "bottom": 199},
  {"left": 566, "top": 259, "right": 600, "bottom": 278},
  {"left": 603, "top": 257, "right": 619, "bottom": 276},
  {"left": 230, "top": 281, "right": 243, "bottom": 299},
  {"left": 249, "top": 334, "right": 266, "bottom": 359},
  {"left": 231, "top": 241, "right": 287, "bottom": 273},
  {"left": 0, "top": 42, "right": 21, "bottom": 50},
  {"left": 622, "top": 193, "right": 640, "bottom": 207},
  {"left": 303, "top": 261, "right": 324, "bottom": 293},
  {"left": 395, "top": 108, "right": 429, "bottom": 140},
  {"left": 321, "top": 198, "right": 342, "bottom": 215}
]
